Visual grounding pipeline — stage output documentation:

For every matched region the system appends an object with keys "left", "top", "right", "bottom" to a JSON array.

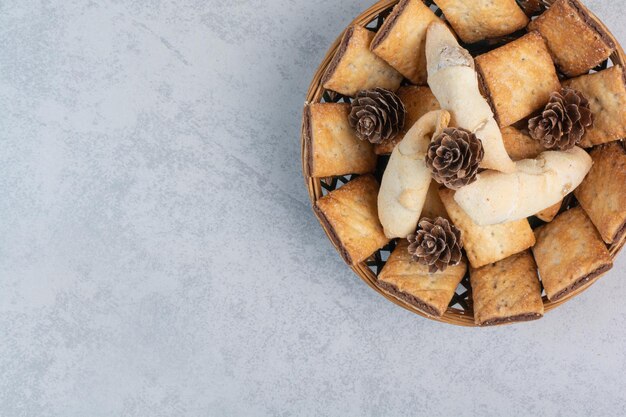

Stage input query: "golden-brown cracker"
[
  {"left": 501, "top": 126, "right": 547, "bottom": 161},
  {"left": 535, "top": 200, "right": 562, "bottom": 223},
  {"left": 375, "top": 86, "right": 440, "bottom": 154},
  {"left": 439, "top": 188, "right": 535, "bottom": 268},
  {"left": 563, "top": 66, "right": 626, "bottom": 148},
  {"left": 476, "top": 32, "right": 561, "bottom": 127},
  {"left": 314, "top": 175, "right": 390, "bottom": 265},
  {"left": 421, "top": 182, "right": 449, "bottom": 220},
  {"left": 433, "top": 0, "right": 529, "bottom": 44},
  {"left": 575, "top": 142, "right": 626, "bottom": 244},
  {"left": 370, "top": 0, "right": 439, "bottom": 84},
  {"left": 378, "top": 240, "right": 467, "bottom": 317},
  {"left": 322, "top": 26, "right": 403, "bottom": 97},
  {"left": 528, "top": 0, "right": 614, "bottom": 77},
  {"left": 532, "top": 206, "right": 612, "bottom": 301},
  {"left": 304, "top": 103, "right": 377, "bottom": 177},
  {"left": 470, "top": 251, "right": 544, "bottom": 326}
]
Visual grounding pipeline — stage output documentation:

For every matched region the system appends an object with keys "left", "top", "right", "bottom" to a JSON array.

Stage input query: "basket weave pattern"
[{"left": 302, "top": 0, "right": 626, "bottom": 326}]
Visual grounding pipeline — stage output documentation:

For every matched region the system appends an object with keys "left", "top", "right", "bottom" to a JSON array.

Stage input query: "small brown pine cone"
[
  {"left": 528, "top": 87, "right": 594, "bottom": 150},
  {"left": 407, "top": 217, "right": 463, "bottom": 273},
  {"left": 425, "top": 128, "right": 484, "bottom": 190},
  {"left": 349, "top": 88, "right": 405, "bottom": 144}
]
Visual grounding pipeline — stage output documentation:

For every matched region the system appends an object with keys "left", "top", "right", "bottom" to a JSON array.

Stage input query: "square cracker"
[
  {"left": 470, "top": 251, "right": 544, "bottom": 326},
  {"left": 378, "top": 240, "right": 467, "bottom": 317},
  {"left": 528, "top": 0, "right": 615, "bottom": 77},
  {"left": 535, "top": 200, "right": 562, "bottom": 223},
  {"left": 563, "top": 66, "right": 626, "bottom": 148},
  {"left": 533, "top": 206, "right": 613, "bottom": 301},
  {"left": 476, "top": 32, "right": 561, "bottom": 127},
  {"left": 501, "top": 126, "right": 547, "bottom": 161},
  {"left": 322, "top": 26, "right": 403, "bottom": 97},
  {"left": 375, "top": 86, "right": 440, "bottom": 154},
  {"left": 433, "top": 0, "right": 529, "bottom": 44},
  {"left": 304, "top": 103, "right": 377, "bottom": 177},
  {"left": 314, "top": 175, "right": 390, "bottom": 264},
  {"left": 439, "top": 188, "right": 535, "bottom": 268},
  {"left": 370, "top": 0, "right": 439, "bottom": 85},
  {"left": 575, "top": 142, "right": 626, "bottom": 245}
]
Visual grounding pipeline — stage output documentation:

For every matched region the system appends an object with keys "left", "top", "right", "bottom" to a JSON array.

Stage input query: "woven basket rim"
[{"left": 302, "top": 0, "right": 626, "bottom": 327}]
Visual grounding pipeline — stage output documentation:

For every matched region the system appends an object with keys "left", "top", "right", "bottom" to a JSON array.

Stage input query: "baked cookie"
[
  {"left": 501, "top": 126, "right": 547, "bottom": 161},
  {"left": 535, "top": 200, "right": 562, "bottom": 223},
  {"left": 304, "top": 103, "right": 377, "bottom": 177},
  {"left": 433, "top": 0, "right": 529, "bottom": 44},
  {"left": 378, "top": 240, "right": 467, "bottom": 317},
  {"left": 528, "top": 0, "right": 615, "bottom": 77},
  {"left": 421, "top": 182, "right": 449, "bottom": 220},
  {"left": 563, "top": 65, "right": 626, "bottom": 148},
  {"left": 575, "top": 142, "right": 626, "bottom": 245},
  {"left": 470, "top": 251, "right": 544, "bottom": 326},
  {"left": 439, "top": 188, "right": 535, "bottom": 268},
  {"left": 533, "top": 206, "right": 613, "bottom": 301},
  {"left": 322, "top": 26, "right": 403, "bottom": 97},
  {"left": 370, "top": 0, "right": 439, "bottom": 84},
  {"left": 375, "top": 86, "right": 440, "bottom": 155},
  {"left": 314, "top": 175, "right": 390, "bottom": 264},
  {"left": 476, "top": 32, "right": 561, "bottom": 127}
]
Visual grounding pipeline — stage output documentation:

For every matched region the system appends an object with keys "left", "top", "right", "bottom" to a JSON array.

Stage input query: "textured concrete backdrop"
[{"left": 1, "top": 0, "right": 625, "bottom": 416}]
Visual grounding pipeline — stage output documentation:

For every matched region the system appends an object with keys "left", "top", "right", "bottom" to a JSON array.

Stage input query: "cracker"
[
  {"left": 433, "top": 0, "right": 529, "bottom": 44},
  {"left": 314, "top": 175, "right": 390, "bottom": 264},
  {"left": 378, "top": 240, "right": 467, "bottom": 317},
  {"left": 535, "top": 200, "right": 562, "bottom": 223},
  {"left": 532, "top": 206, "right": 613, "bottom": 301},
  {"left": 370, "top": 0, "right": 439, "bottom": 84},
  {"left": 421, "top": 182, "right": 449, "bottom": 220},
  {"left": 375, "top": 86, "right": 440, "bottom": 154},
  {"left": 476, "top": 32, "right": 561, "bottom": 127},
  {"left": 528, "top": 0, "right": 615, "bottom": 77},
  {"left": 322, "top": 26, "right": 403, "bottom": 97},
  {"left": 304, "top": 103, "right": 377, "bottom": 177},
  {"left": 575, "top": 142, "right": 626, "bottom": 244},
  {"left": 470, "top": 251, "right": 544, "bottom": 326},
  {"left": 563, "top": 66, "right": 626, "bottom": 148},
  {"left": 439, "top": 188, "right": 535, "bottom": 268},
  {"left": 501, "top": 126, "right": 547, "bottom": 161}
]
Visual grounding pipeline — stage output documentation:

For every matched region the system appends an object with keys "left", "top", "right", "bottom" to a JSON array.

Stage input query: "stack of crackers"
[{"left": 304, "top": 0, "right": 626, "bottom": 326}]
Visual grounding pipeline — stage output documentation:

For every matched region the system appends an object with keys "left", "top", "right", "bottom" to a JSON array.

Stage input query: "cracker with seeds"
[
  {"left": 322, "top": 26, "right": 403, "bottom": 97},
  {"left": 470, "top": 251, "right": 544, "bottom": 326},
  {"left": 575, "top": 142, "right": 626, "bottom": 245},
  {"left": 476, "top": 32, "right": 561, "bottom": 127},
  {"left": 314, "top": 175, "right": 390, "bottom": 264},
  {"left": 378, "top": 240, "right": 467, "bottom": 317},
  {"left": 439, "top": 188, "right": 535, "bottom": 268},
  {"left": 533, "top": 207, "right": 613, "bottom": 301},
  {"left": 304, "top": 103, "right": 377, "bottom": 177}
]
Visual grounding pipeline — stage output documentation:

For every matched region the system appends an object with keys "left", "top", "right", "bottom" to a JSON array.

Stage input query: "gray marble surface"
[{"left": 1, "top": 0, "right": 625, "bottom": 416}]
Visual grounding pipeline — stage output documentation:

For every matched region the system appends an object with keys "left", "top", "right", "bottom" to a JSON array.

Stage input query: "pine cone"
[
  {"left": 528, "top": 88, "right": 594, "bottom": 150},
  {"left": 425, "top": 128, "right": 484, "bottom": 190},
  {"left": 408, "top": 217, "right": 463, "bottom": 273},
  {"left": 349, "top": 88, "right": 405, "bottom": 144}
]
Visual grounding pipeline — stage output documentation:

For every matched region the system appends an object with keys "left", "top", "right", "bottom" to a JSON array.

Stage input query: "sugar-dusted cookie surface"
[
  {"left": 322, "top": 26, "right": 403, "bottom": 97},
  {"left": 563, "top": 66, "right": 626, "bottom": 148},
  {"left": 533, "top": 206, "right": 613, "bottom": 301},
  {"left": 575, "top": 142, "right": 626, "bottom": 245},
  {"left": 433, "top": 0, "right": 529, "bottom": 44},
  {"left": 375, "top": 86, "right": 440, "bottom": 155},
  {"left": 528, "top": 0, "right": 615, "bottom": 77},
  {"left": 370, "top": 0, "right": 439, "bottom": 85},
  {"left": 314, "top": 175, "right": 390, "bottom": 264},
  {"left": 378, "top": 240, "right": 467, "bottom": 317},
  {"left": 476, "top": 32, "right": 561, "bottom": 127},
  {"left": 304, "top": 103, "right": 377, "bottom": 177},
  {"left": 439, "top": 188, "right": 535, "bottom": 268},
  {"left": 501, "top": 126, "right": 547, "bottom": 161},
  {"left": 470, "top": 251, "right": 544, "bottom": 326}
]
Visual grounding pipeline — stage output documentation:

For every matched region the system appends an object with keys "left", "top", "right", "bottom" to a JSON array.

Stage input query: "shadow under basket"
[{"left": 301, "top": 0, "right": 626, "bottom": 326}]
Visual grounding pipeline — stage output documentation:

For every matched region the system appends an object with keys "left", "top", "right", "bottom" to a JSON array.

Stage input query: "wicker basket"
[{"left": 302, "top": 0, "right": 626, "bottom": 326}]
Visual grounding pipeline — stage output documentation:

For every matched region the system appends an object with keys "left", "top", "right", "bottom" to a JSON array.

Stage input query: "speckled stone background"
[{"left": 1, "top": 0, "right": 625, "bottom": 416}]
